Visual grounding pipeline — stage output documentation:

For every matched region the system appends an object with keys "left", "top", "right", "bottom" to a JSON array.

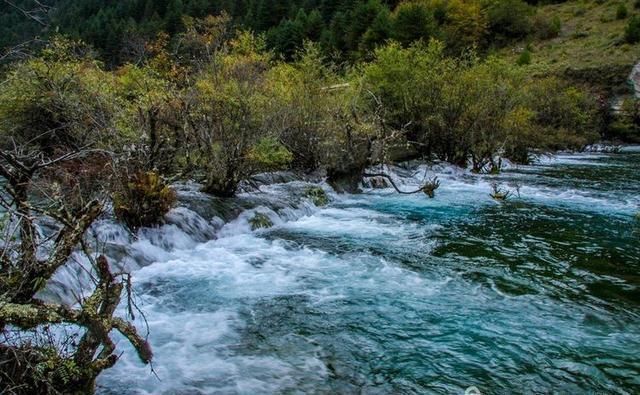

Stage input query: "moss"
[
  {"left": 249, "top": 213, "right": 273, "bottom": 230},
  {"left": 304, "top": 186, "right": 329, "bottom": 206},
  {"left": 0, "top": 303, "right": 59, "bottom": 328}
]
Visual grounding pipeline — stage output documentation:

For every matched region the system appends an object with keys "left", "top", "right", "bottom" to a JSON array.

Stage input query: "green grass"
[{"left": 500, "top": 0, "right": 640, "bottom": 88}]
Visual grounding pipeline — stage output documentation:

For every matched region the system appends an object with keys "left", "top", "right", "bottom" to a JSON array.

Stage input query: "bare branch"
[
  {"left": 363, "top": 173, "right": 441, "bottom": 197},
  {"left": 2, "top": 0, "right": 50, "bottom": 27},
  {"left": 112, "top": 318, "right": 153, "bottom": 364}
]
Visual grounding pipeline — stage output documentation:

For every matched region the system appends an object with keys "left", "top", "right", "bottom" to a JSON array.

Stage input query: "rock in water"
[{"left": 369, "top": 176, "right": 390, "bottom": 189}]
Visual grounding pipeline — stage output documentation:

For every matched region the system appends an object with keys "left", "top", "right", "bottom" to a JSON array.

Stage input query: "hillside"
[
  {"left": 2, "top": 0, "right": 639, "bottom": 81},
  {"left": 0, "top": 0, "right": 638, "bottom": 142},
  {"left": 502, "top": 0, "right": 640, "bottom": 92}
]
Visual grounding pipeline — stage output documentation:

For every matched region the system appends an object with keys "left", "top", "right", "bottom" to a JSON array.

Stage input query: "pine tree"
[{"left": 165, "top": 0, "right": 185, "bottom": 33}]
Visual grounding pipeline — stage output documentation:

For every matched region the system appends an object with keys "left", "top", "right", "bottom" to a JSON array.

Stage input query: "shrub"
[
  {"left": 247, "top": 138, "right": 294, "bottom": 171},
  {"left": 525, "top": 78, "right": 600, "bottom": 150},
  {"left": 0, "top": 37, "right": 120, "bottom": 155},
  {"left": 439, "top": 0, "right": 489, "bottom": 53},
  {"left": 484, "top": 0, "right": 534, "bottom": 41},
  {"left": 184, "top": 31, "right": 272, "bottom": 197},
  {"left": 616, "top": 3, "right": 628, "bottom": 19},
  {"left": 113, "top": 171, "right": 176, "bottom": 231},
  {"left": 249, "top": 213, "right": 273, "bottom": 230},
  {"left": 391, "top": 1, "right": 437, "bottom": 46},
  {"left": 606, "top": 99, "right": 640, "bottom": 142},
  {"left": 517, "top": 48, "right": 532, "bottom": 65},
  {"left": 304, "top": 186, "right": 329, "bottom": 206},
  {"left": 624, "top": 15, "right": 640, "bottom": 43},
  {"left": 533, "top": 14, "right": 562, "bottom": 39}
]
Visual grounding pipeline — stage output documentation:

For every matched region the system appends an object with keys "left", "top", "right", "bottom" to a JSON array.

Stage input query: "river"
[{"left": 89, "top": 148, "right": 640, "bottom": 394}]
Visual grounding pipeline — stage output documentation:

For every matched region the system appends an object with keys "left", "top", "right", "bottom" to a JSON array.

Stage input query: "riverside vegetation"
[{"left": 0, "top": 0, "right": 639, "bottom": 393}]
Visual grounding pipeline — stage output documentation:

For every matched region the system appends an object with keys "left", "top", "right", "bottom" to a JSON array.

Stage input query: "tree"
[
  {"left": 183, "top": 31, "right": 278, "bottom": 196},
  {"left": 391, "top": 1, "right": 437, "bottom": 46},
  {"left": 363, "top": 39, "right": 457, "bottom": 159},
  {"left": 440, "top": 0, "right": 488, "bottom": 53},
  {"left": 268, "top": 19, "right": 305, "bottom": 59},
  {"left": 255, "top": 0, "right": 292, "bottom": 31},
  {"left": 344, "top": 0, "right": 386, "bottom": 53},
  {"left": 624, "top": 15, "right": 640, "bottom": 44},
  {"left": 164, "top": 0, "right": 185, "bottom": 33},
  {"left": 360, "top": 8, "right": 392, "bottom": 54},
  {"left": 304, "top": 9, "right": 325, "bottom": 41},
  {"left": 0, "top": 38, "right": 152, "bottom": 394},
  {"left": 0, "top": 147, "right": 153, "bottom": 394},
  {"left": 0, "top": 37, "right": 120, "bottom": 156}
]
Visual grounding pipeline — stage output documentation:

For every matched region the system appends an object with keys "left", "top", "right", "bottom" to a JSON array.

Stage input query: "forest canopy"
[{"left": 1, "top": 0, "right": 566, "bottom": 64}]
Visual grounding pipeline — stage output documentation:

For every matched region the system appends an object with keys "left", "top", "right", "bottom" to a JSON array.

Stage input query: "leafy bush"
[
  {"left": 183, "top": 31, "right": 274, "bottom": 197},
  {"left": 624, "top": 15, "right": 640, "bottom": 43},
  {"left": 525, "top": 78, "right": 600, "bottom": 150},
  {"left": 247, "top": 138, "right": 294, "bottom": 171},
  {"left": 517, "top": 48, "right": 532, "bottom": 65},
  {"left": 249, "top": 213, "right": 273, "bottom": 230},
  {"left": 113, "top": 171, "right": 176, "bottom": 231},
  {"left": 391, "top": 1, "right": 437, "bottom": 46},
  {"left": 440, "top": 0, "right": 489, "bottom": 53},
  {"left": 606, "top": 99, "right": 640, "bottom": 142},
  {"left": 362, "top": 40, "right": 457, "bottom": 158},
  {"left": 533, "top": 14, "right": 562, "bottom": 39},
  {"left": 484, "top": 0, "right": 534, "bottom": 41},
  {"left": 305, "top": 186, "right": 329, "bottom": 206},
  {"left": 265, "top": 42, "right": 369, "bottom": 172},
  {"left": 0, "top": 37, "right": 120, "bottom": 154}
]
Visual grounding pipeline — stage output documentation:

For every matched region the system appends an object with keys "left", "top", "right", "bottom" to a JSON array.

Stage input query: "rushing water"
[{"left": 90, "top": 149, "right": 639, "bottom": 394}]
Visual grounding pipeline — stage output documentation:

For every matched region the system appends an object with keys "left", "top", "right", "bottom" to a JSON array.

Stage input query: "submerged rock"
[
  {"left": 364, "top": 176, "right": 390, "bottom": 189},
  {"left": 327, "top": 168, "right": 363, "bottom": 194}
]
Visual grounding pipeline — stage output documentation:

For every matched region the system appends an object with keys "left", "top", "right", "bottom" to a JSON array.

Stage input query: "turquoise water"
[{"left": 98, "top": 150, "right": 640, "bottom": 394}]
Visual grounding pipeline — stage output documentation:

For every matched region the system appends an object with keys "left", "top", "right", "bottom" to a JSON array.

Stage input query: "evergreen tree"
[
  {"left": 360, "top": 8, "right": 392, "bottom": 53},
  {"left": 165, "top": 0, "right": 185, "bottom": 33},
  {"left": 305, "top": 9, "right": 325, "bottom": 41},
  {"left": 391, "top": 1, "right": 436, "bottom": 46},
  {"left": 269, "top": 19, "right": 305, "bottom": 59}
]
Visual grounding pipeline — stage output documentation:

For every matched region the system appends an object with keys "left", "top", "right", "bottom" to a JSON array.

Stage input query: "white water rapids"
[{"left": 34, "top": 149, "right": 640, "bottom": 394}]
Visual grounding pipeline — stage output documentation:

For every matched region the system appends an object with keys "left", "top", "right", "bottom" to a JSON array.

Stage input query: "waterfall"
[{"left": 41, "top": 176, "right": 334, "bottom": 306}]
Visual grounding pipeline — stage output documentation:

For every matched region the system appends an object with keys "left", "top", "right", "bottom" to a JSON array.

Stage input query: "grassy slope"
[{"left": 501, "top": 0, "right": 640, "bottom": 92}]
